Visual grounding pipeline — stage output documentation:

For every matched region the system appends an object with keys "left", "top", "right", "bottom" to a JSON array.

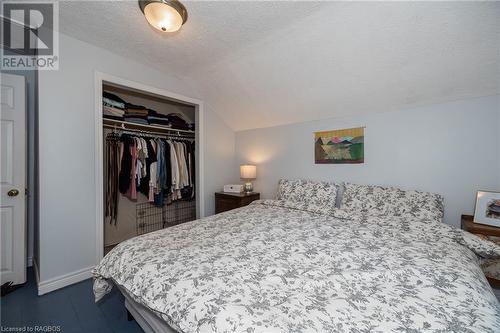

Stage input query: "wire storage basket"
[{"left": 136, "top": 199, "right": 196, "bottom": 236}]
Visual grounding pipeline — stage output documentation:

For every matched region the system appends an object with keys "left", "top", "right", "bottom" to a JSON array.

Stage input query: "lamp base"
[{"left": 244, "top": 182, "right": 253, "bottom": 193}]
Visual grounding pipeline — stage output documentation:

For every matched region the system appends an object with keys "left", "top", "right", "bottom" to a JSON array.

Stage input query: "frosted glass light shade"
[
  {"left": 141, "top": 1, "right": 186, "bottom": 32},
  {"left": 240, "top": 165, "right": 256, "bottom": 180}
]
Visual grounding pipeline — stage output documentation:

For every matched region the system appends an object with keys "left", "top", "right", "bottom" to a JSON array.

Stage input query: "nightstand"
[
  {"left": 215, "top": 192, "right": 260, "bottom": 214},
  {"left": 461, "top": 214, "right": 500, "bottom": 287}
]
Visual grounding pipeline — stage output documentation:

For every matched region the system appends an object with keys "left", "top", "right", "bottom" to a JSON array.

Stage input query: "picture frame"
[
  {"left": 474, "top": 191, "right": 500, "bottom": 228},
  {"left": 314, "top": 127, "right": 364, "bottom": 164}
]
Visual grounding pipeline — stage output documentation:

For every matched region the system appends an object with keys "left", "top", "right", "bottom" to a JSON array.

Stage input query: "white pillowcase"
[
  {"left": 276, "top": 179, "right": 338, "bottom": 215},
  {"left": 337, "top": 183, "right": 444, "bottom": 222}
]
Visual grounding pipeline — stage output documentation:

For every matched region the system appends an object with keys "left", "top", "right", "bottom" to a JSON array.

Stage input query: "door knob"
[{"left": 7, "top": 189, "right": 19, "bottom": 197}]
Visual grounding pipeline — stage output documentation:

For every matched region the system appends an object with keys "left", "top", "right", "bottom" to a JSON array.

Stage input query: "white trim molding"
[
  {"left": 38, "top": 266, "right": 93, "bottom": 296},
  {"left": 33, "top": 258, "right": 40, "bottom": 287},
  {"left": 94, "top": 71, "right": 205, "bottom": 266}
]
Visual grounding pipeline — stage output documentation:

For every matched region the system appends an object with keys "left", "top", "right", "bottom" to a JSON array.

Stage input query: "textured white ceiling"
[
  {"left": 59, "top": 1, "right": 328, "bottom": 74},
  {"left": 60, "top": 1, "right": 500, "bottom": 131}
]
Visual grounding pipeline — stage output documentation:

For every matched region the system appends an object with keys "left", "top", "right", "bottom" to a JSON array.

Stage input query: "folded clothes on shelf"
[
  {"left": 125, "top": 103, "right": 148, "bottom": 113},
  {"left": 103, "top": 105, "right": 125, "bottom": 121},
  {"left": 148, "top": 118, "right": 172, "bottom": 126},
  {"left": 125, "top": 113, "right": 149, "bottom": 119},
  {"left": 102, "top": 93, "right": 195, "bottom": 131},
  {"left": 103, "top": 115, "right": 124, "bottom": 121},
  {"left": 148, "top": 110, "right": 167, "bottom": 117},
  {"left": 104, "top": 105, "right": 125, "bottom": 116},
  {"left": 103, "top": 92, "right": 126, "bottom": 109},
  {"left": 123, "top": 117, "right": 149, "bottom": 125},
  {"left": 167, "top": 113, "right": 193, "bottom": 130}
]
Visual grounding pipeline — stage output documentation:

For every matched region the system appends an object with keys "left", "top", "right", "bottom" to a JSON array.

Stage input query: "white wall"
[
  {"left": 37, "top": 33, "right": 235, "bottom": 287},
  {"left": 204, "top": 110, "right": 239, "bottom": 214},
  {"left": 235, "top": 95, "right": 500, "bottom": 227}
]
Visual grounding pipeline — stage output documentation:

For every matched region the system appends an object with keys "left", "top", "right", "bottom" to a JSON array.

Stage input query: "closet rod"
[
  {"left": 103, "top": 118, "right": 195, "bottom": 134},
  {"left": 104, "top": 124, "right": 195, "bottom": 140}
]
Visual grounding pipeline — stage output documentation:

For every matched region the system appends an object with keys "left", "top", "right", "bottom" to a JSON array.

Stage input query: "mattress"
[{"left": 94, "top": 200, "right": 500, "bottom": 332}]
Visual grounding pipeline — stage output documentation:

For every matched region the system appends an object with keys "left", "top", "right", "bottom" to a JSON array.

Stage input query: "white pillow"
[
  {"left": 338, "top": 183, "right": 444, "bottom": 222},
  {"left": 276, "top": 179, "right": 338, "bottom": 215}
]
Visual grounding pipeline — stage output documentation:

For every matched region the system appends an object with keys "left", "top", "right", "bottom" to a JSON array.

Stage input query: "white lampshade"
[{"left": 240, "top": 165, "right": 256, "bottom": 180}]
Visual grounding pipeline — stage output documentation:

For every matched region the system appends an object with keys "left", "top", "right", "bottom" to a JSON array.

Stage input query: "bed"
[{"left": 93, "top": 180, "right": 500, "bottom": 332}]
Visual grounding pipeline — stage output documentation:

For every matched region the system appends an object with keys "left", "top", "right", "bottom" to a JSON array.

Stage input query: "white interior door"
[{"left": 1, "top": 73, "right": 26, "bottom": 285}]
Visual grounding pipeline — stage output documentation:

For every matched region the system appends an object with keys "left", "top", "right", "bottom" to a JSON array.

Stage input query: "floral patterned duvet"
[{"left": 93, "top": 200, "right": 500, "bottom": 333}]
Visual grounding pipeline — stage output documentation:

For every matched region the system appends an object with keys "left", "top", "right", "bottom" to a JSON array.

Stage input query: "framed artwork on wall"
[
  {"left": 314, "top": 127, "right": 364, "bottom": 164},
  {"left": 474, "top": 191, "right": 500, "bottom": 228}
]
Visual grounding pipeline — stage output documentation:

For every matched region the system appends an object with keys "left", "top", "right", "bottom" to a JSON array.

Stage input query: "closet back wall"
[
  {"left": 37, "top": 33, "right": 236, "bottom": 293},
  {"left": 235, "top": 95, "right": 500, "bottom": 227}
]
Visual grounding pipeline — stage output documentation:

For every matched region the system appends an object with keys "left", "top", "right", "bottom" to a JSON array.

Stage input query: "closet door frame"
[{"left": 93, "top": 71, "right": 205, "bottom": 264}]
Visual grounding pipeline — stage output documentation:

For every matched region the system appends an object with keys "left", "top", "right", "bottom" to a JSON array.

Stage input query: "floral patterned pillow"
[
  {"left": 276, "top": 179, "right": 338, "bottom": 215},
  {"left": 337, "top": 183, "right": 444, "bottom": 222}
]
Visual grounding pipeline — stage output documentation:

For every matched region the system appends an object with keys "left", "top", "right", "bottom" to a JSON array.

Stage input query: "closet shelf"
[{"left": 103, "top": 118, "right": 195, "bottom": 135}]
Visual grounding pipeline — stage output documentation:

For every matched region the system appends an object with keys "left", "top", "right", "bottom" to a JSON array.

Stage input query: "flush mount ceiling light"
[{"left": 139, "top": 0, "right": 188, "bottom": 33}]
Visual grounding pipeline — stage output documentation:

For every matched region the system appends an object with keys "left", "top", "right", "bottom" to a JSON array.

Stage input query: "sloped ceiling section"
[{"left": 60, "top": 1, "right": 500, "bottom": 131}]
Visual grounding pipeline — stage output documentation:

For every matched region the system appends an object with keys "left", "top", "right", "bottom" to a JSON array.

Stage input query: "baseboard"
[
  {"left": 38, "top": 266, "right": 94, "bottom": 296},
  {"left": 27, "top": 256, "right": 33, "bottom": 267}
]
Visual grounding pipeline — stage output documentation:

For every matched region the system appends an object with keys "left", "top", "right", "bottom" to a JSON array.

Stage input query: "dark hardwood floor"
[{"left": 1, "top": 268, "right": 142, "bottom": 333}]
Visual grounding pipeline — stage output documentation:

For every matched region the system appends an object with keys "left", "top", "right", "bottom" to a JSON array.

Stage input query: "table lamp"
[{"left": 240, "top": 165, "right": 256, "bottom": 193}]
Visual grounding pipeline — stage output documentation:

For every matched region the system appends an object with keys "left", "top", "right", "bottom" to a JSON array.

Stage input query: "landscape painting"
[{"left": 315, "top": 127, "right": 364, "bottom": 164}]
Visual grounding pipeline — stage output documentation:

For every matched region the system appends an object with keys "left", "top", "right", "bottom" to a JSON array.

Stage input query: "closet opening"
[{"left": 94, "top": 73, "right": 204, "bottom": 260}]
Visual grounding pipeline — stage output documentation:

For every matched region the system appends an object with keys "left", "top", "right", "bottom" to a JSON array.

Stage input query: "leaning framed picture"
[{"left": 474, "top": 191, "right": 500, "bottom": 227}]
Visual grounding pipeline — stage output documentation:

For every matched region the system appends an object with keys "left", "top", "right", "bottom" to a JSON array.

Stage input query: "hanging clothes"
[
  {"left": 175, "top": 141, "right": 189, "bottom": 189},
  {"left": 138, "top": 139, "right": 156, "bottom": 197},
  {"left": 125, "top": 139, "right": 138, "bottom": 200},
  {"left": 164, "top": 140, "right": 172, "bottom": 193},
  {"left": 154, "top": 139, "right": 166, "bottom": 207},
  {"left": 149, "top": 139, "right": 157, "bottom": 202},
  {"left": 167, "top": 140, "right": 181, "bottom": 200},
  {"left": 186, "top": 141, "right": 194, "bottom": 199},
  {"left": 136, "top": 140, "right": 142, "bottom": 187},
  {"left": 118, "top": 135, "right": 134, "bottom": 194},
  {"left": 184, "top": 141, "right": 195, "bottom": 199},
  {"left": 104, "top": 132, "right": 120, "bottom": 225},
  {"left": 108, "top": 131, "right": 194, "bottom": 208}
]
